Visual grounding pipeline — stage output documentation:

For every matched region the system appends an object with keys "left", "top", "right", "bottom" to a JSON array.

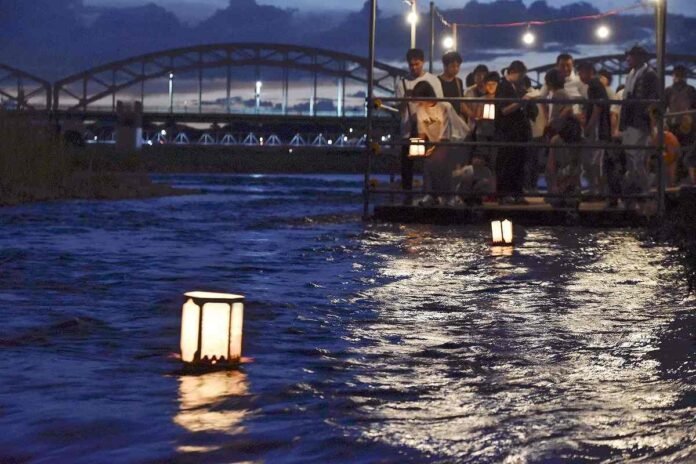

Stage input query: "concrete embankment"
[{"left": 129, "top": 145, "right": 406, "bottom": 174}]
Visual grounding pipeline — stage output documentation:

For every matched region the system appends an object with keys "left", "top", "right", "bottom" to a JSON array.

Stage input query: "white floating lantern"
[
  {"left": 491, "top": 219, "right": 514, "bottom": 246},
  {"left": 408, "top": 137, "right": 426, "bottom": 157},
  {"left": 482, "top": 103, "right": 496, "bottom": 120},
  {"left": 180, "top": 291, "right": 245, "bottom": 367}
]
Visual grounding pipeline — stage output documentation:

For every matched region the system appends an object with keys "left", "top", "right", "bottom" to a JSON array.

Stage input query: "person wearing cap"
[
  {"left": 495, "top": 60, "right": 533, "bottom": 204},
  {"left": 396, "top": 48, "right": 444, "bottom": 204},
  {"left": 620, "top": 45, "right": 659, "bottom": 197},
  {"left": 665, "top": 65, "right": 696, "bottom": 130}
]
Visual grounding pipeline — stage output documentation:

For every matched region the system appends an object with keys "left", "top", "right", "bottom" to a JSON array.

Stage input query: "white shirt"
[
  {"left": 396, "top": 72, "right": 444, "bottom": 138},
  {"left": 416, "top": 102, "right": 470, "bottom": 142},
  {"left": 539, "top": 71, "right": 585, "bottom": 114},
  {"left": 539, "top": 70, "right": 584, "bottom": 99}
]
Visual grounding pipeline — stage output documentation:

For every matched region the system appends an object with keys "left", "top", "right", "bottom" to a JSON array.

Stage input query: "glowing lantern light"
[
  {"left": 180, "top": 291, "right": 245, "bottom": 367},
  {"left": 408, "top": 137, "right": 426, "bottom": 157},
  {"left": 491, "top": 219, "right": 514, "bottom": 245},
  {"left": 407, "top": 11, "right": 418, "bottom": 25},
  {"left": 483, "top": 103, "right": 496, "bottom": 120},
  {"left": 442, "top": 36, "right": 454, "bottom": 49}
]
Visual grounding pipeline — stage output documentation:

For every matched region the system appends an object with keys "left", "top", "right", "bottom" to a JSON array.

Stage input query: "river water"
[{"left": 0, "top": 174, "right": 693, "bottom": 463}]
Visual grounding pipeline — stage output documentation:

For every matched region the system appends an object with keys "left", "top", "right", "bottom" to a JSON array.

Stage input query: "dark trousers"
[
  {"left": 400, "top": 143, "right": 414, "bottom": 190},
  {"left": 603, "top": 148, "right": 624, "bottom": 196},
  {"left": 496, "top": 146, "right": 526, "bottom": 196}
]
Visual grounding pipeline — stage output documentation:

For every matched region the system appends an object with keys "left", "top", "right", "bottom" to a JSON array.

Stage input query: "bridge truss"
[
  {"left": 0, "top": 63, "right": 51, "bottom": 111},
  {"left": 528, "top": 53, "right": 696, "bottom": 86},
  {"left": 53, "top": 43, "right": 407, "bottom": 114}
]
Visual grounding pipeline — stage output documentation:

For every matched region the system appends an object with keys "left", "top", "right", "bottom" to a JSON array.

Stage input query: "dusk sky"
[{"left": 84, "top": 0, "right": 694, "bottom": 22}]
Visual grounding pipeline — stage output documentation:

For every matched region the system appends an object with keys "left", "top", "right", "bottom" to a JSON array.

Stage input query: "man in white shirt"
[
  {"left": 539, "top": 53, "right": 585, "bottom": 118},
  {"left": 396, "top": 48, "right": 444, "bottom": 201}
]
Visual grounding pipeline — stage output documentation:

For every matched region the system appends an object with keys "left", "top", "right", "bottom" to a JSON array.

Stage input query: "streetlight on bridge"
[
  {"left": 168, "top": 72, "right": 174, "bottom": 113},
  {"left": 255, "top": 80, "right": 263, "bottom": 114}
]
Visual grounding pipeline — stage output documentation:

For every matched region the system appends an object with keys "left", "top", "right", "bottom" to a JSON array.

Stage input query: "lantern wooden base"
[{"left": 175, "top": 358, "right": 242, "bottom": 375}]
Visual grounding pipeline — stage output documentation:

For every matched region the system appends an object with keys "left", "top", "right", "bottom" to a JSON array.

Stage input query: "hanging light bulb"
[
  {"left": 407, "top": 11, "right": 418, "bottom": 25},
  {"left": 522, "top": 27, "right": 536, "bottom": 46},
  {"left": 596, "top": 24, "right": 611, "bottom": 40},
  {"left": 442, "top": 36, "right": 454, "bottom": 49}
]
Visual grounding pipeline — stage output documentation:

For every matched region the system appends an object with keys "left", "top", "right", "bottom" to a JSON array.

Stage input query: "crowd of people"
[{"left": 395, "top": 47, "right": 696, "bottom": 208}]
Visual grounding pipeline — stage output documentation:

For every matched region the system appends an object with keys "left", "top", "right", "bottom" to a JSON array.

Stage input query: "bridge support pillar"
[{"left": 116, "top": 100, "right": 143, "bottom": 153}]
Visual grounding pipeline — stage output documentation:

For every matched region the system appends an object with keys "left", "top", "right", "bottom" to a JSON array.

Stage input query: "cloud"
[{"left": 1, "top": 0, "right": 694, "bottom": 80}]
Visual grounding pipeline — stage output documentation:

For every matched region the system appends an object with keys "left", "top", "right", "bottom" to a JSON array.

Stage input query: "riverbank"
[{"left": 0, "top": 114, "right": 196, "bottom": 206}]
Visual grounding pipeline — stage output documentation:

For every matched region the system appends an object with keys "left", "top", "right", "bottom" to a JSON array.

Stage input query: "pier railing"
[{"left": 363, "top": 94, "right": 669, "bottom": 217}]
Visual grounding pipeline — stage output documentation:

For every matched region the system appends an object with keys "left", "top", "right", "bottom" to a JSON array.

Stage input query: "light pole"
[
  {"left": 406, "top": 0, "right": 418, "bottom": 48},
  {"left": 255, "top": 80, "right": 262, "bottom": 114},
  {"left": 168, "top": 72, "right": 174, "bottom": 113},
  {"left": 429, "top": 1, "right": 434, "bottom": 72}
]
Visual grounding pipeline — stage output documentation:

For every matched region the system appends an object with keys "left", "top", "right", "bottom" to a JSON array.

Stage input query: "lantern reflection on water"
[
  {"left": 175, "top": 371, "right": 249, "bottom": 453},
  {"left": 180, "top": 291, "right": 244, "bottom": 367}
]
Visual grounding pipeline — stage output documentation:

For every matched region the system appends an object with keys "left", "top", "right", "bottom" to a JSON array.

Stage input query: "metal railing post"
[
  {"left": 429, "top": 2, "right": 435, "bottom": 73},
  {"left": 656, "top": 0, "right": 668, "bottom": 217},
  {"left": 364, "top": 0, "right": 377, "bottom": 220}
]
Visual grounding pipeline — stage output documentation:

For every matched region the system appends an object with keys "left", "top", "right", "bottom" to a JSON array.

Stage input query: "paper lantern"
[
  {"left": 408, "top": 137, "right": 426, "bottom": 157},
  {"left": 180, "top": 291, "right": 244, "bottom": 367},
  {"left": 491, "top": 219, "right": 513, "bottom": 245},
  {"left": 482, "top": 103, "right": 496, "bottom": 120}
]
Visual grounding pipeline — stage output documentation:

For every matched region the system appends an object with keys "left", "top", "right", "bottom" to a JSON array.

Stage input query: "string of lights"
[{"left": 429, "top": 1, "right": 653, "bottom": 47}]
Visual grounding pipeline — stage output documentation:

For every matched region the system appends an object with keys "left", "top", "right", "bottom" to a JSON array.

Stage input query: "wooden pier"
[{"left": 372, "top": 187, "right": 693, "bottom": 227}]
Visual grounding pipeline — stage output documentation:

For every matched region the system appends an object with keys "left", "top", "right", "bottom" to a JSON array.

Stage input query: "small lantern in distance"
[
  {"left": 408, "top": 137, "right": 426, "bottom": 157},
  {"left": 491, "top": 219, "right": 514, "bottom": 246},
  {"left": 180, "top": 291, "right": 244, "bottom": 368}
]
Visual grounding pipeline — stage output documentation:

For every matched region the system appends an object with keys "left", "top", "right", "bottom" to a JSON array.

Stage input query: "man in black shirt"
[
  {"left": 438, "top": 51, "right": 465, "bottom": 116},
  {"left": 495, "top": 60, "right": 533, "bottom": 204},
  {"left": 578, "top": 62, "right": 612, "bottom": 198}
]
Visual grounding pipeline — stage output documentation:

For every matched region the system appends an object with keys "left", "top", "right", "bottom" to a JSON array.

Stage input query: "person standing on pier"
[
  {"left": 438, "top": 51, "right": 468, "bottom": 170},
  {"left": 438, "top": 51, "right": 465, "bottom": 117},
  {"left": 495, "top": 60, "right": 533, "bottom": 204},
  {"left": 577, "top": 62, "right": 611, "bottom": 199},
  {"left": 665, "top": 65, "right": 696, "bottom": 130},
  {"left": 396, "top": 48, "right": 444, "bottom": 204},
  {"left": 620, "top": 46, "right": 659, "bottom": 197}
]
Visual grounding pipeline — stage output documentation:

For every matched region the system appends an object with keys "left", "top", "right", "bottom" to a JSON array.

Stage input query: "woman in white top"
[{"left": 411, "top": 80, "right": 470, "bottom": 205}]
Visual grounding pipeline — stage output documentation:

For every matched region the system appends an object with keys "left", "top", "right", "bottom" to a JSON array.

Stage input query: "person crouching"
[{"left": 411, "top": 80, "right": 470, "bottom": 206}]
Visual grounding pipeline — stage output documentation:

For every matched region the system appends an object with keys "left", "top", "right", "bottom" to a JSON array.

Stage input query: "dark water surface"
[{"left": 0, "top": 174, "right": 694, "bottom": 463}]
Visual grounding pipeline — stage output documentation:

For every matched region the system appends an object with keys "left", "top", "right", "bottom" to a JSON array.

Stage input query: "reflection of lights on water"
[
  {"left": 175, "top": 370, "right": 248, "bottom": 452},
  {"left": 490, "top": 246, "right": 514, "bottom": 257},
  {"left": 350, "top": 228, "right": 684, "bottom": 459}
]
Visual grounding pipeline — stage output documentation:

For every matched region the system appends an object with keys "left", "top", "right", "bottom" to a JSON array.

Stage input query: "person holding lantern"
[{"left": 411, "top": 80, "right": 470, "bottom": 206}]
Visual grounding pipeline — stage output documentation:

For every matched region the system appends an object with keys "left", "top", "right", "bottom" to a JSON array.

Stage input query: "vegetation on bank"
[{"left": 0, "top": 112, "right": 192, "bottom": 206}]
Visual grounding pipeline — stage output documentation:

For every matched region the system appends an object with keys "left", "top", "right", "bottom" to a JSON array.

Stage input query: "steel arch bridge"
[
  {"left": 528, "top": 53, "right": 696, "bottom": 85},
  {"left": 0, "top": 63, "right": 51, "bottom": 111},
  {"left": 52, "top": 43, "right": 407, "bottom": 114}
]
